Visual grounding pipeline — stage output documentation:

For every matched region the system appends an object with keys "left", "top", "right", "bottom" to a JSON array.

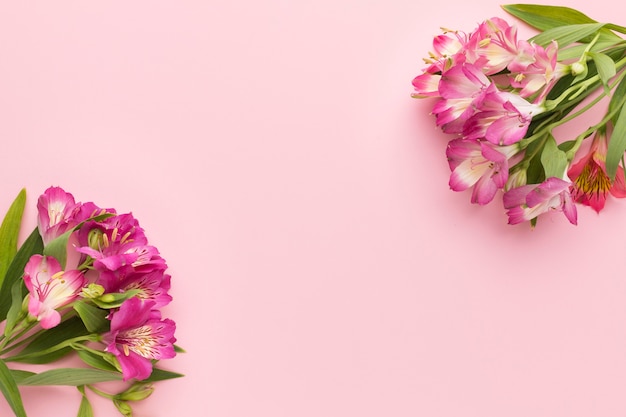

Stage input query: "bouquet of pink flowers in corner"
[
  {"left": 412, "top": 4, "right": 626, "bottom": 227},
  {"left": 0, "top": 187, "right": 183, "bottom": 417}
]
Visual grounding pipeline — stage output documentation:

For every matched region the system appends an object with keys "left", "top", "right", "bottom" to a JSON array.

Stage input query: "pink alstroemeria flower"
[
  {"left": 99, "top": 269, "right": 172, "bottom": 309},
  {"left": 433, "top": 63, "right": 495, "bottom": 133},
  {"left": 447, "top": 138, "right": 517, "bottom": 205},
  {"left": 466, "top": 17, "right": 535, "bottom": 75},
  {"left": 503, "top": 177, "right": 578, "bottom": 225},
  {"left": 37, "top": 186, "right": 100, "bottom": 245},
  {"left": 23, "top": 255, "right": 86, "bottom": 329},
  {"left": 568, "top": 131, "right": 626, "bottom": 212},
  {"left": 104, "top": 297, "right": 176, "bottom": 381},
  {"left": 464, "top": 91, "right": 543, "bottom": 145},
  {"left": 511, "top": 41, "right": 567, "bottom": 100}
]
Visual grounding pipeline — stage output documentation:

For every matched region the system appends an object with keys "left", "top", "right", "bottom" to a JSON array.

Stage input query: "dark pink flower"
[
  {"left": 104, "top": 298, "right": 176, "bottom": 381},
  {"left": 77, "top": 214, "right": 165, "bottom": 274},
  {"left": 99, "top": 269, "right": 172, "bottom": 309}
]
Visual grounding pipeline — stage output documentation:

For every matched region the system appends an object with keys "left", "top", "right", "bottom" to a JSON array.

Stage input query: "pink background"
[{"left": 1, "top": 0, "right": 626, "bottom": 416}]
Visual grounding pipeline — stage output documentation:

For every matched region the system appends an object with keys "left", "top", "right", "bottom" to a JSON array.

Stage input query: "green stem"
[{"left": 3, "top": 334, "right": 98, "bottom": 362}]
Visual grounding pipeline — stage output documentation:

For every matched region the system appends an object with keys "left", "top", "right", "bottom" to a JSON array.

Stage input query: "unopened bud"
[
  {"left": 81, "top": 283, "right": 105, "bottom": 299},
  {"left": 113, "top": 400, "right": 133, "bottom": 417},
  {"left": 116, "top": 384, "right": 154, "bottom": 402},
  {"left": 571, "top": 62, "right": 586, "bottom": 76}
]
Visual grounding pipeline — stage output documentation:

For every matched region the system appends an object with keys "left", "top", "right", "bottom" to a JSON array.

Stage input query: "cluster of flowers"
[
  {"left": 412, "top": 4, "right": 626, "bottom": 226},
  {"left": 0, "top": 187, "right": 181, "bottom": 417}
]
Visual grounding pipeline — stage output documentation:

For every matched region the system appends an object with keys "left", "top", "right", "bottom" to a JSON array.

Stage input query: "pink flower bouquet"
[
  {"left": 412, "top": 4, "right": 626, "bottom": 226},
  {"left": 0, "top": 187, "right": 182, "bottom": 416}
]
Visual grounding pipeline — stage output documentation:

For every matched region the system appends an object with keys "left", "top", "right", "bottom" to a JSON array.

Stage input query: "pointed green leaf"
[
  {"left": 609, "top": 75, "right": 626, "bottom": 125},
  {"left": 531, "top": 23, "right": 606, "bottom": 48},
  {"left": 502, "top": 4, "right": 598, "bottom": 30},
  {"left": 0, "top": 189, "right": 26, "bottom": 290},
  {"left": 9, "top": 370, "right": 35, "bottom": 385},
  {"left": 0, "top": 358, "right": 27, "bottom": 417},
  {"left": 73, "top": 300, "right": 110, "bottom": 333},
  {"left": 144, "top": 367, "right": 185, "bottom": 382},
  {"left": 541, "top": 135, "right": 568, "bottom": 178},
  {"left": 606, "top": 102, "right": 626, "bottom": 179},
  {"left": 76, "top": 350, "right": 119, "bottom": 372},
  {"left": 19, "top": 368, "right": 122, "bottom": 386},
  {"left": 0, "top": 228, "right": 43, "bottom": 322},
  {"left": 77, "top": 386, "right": 94, "bottom": 417},
  {"left": 4, "top": 280, "right": 24, "bottom": 338},
  {"left": 557, "top": 34, "right": 623, "bottom": 61},
  {"left": 589, "top": 52, "right": 616, "bottom": 87},
  {"left": 42, "top": 229, "right": 73, "bottom": 269}
]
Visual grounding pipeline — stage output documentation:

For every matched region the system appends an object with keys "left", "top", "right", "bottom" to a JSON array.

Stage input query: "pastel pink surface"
[{"left": 1, "top": 0, "right": 626, "bottom": 416}]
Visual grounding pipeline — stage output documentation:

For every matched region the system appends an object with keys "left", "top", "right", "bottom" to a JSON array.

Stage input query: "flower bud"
[
  {"left": 570, "top": 61, "right": 587, "bottom": 76},
  {"left": 113, "top": 400, "right": 133, "bottom": 417},
  {"left": 505, "top": 168, "right": 527, "bottom": 191},
  {"left": 81, "top": 283, "right": 105, "bottom": 299},
  {"left": 116, "top": 383, "right": 155, "bottom": 401}
]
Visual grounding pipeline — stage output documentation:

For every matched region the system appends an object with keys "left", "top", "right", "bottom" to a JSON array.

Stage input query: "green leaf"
[
  {"left": 502, "top": 4, "right": 598, "bottom": 30},
  {"left": 531, "top": 23, "right": 606, "bottom": 48},
  {"left": 77, "top": 386, "right": 94, "bottom": 417},
  {"left": 556, "top": 34, "right": 624, "bottom": 61},
  {"left": 8, "top": 370, "right": 35, "bottom": 385},
  {"left": 19, "top": 368, "right": 122, "bottom": 386},
  {"left": 541, "top": 135, "right": 568, "bottom": 178},
  {"left": 76, "top": 350, "right": 119, "bottom": 372},
  {"left": 589, "top": 51, "right": 616, "bottom": 88},
  {"left": 609, "top": 75, "right": 626, "bottom": 125},
  {"left": 42, "top": 229, "right": 73, "bottom": 269},
  {"left": 73, "top": 300, "right": 110, "bottom": 333},
  {"left": 0, "top": 189, "right": 26, "bottom": 290},
  {"left": 606, "top": 102, "right": 626, "bottom": 179},
  {"left": 15, "top": 316, "right": 89, "bottom": 362},
  {"left": 0, "top": 358, "right": 27, "bottom": 417},
  {"left": 3, "top": 280, "right": 24, "bottom": 338},
  {"left": 144, "top": 367, "right": 185, "bottom": 382},
  {"left": 0, "top": 228, "right": 43, "bottom": 322}
]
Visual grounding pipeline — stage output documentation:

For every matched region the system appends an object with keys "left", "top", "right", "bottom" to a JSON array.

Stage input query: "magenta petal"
[
  {"left": 117, "top": 351, "right": 154, "bottom": 381},
  {"left": 110, "top": 298, "right": 154, "bottom": 332}
]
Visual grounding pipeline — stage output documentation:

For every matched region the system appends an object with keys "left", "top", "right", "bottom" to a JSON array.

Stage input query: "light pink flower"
[
  {"left": 464, "top": 91, "right": 543, "bottom": 145},
  {"left": 466, "top": 17, "right": 535, "bottom": 75},
  {"left": 103, "top": 298, "right": 176, "bottom": 381},
  {"left": 447, "top": 138, "right": 517, "bottom": 204},
  {"left": 411, "top": 73, "right": 441, "bottom": 98},
  {"left": 23, "top": 255, "right": 86, "bottom": 329},
  {"left": 568, "top": 131, "right": 626, "bottom": 212},
  {"left": 511, "top": 41, "right": 566, "bottom": 99},
  {"left": 432, "top": 63, "right": 495, "bottom": 133},
  {"left": 503, "top": 177, "right": 578, "bottom": 225}
]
